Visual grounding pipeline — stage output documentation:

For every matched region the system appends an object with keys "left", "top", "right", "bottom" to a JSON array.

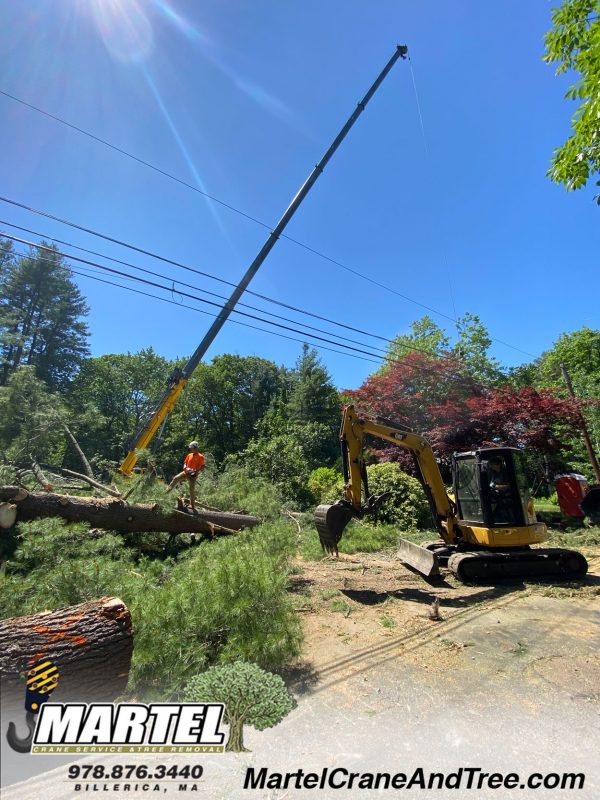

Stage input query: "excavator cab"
[{"left": 453, "top": 448, "right": 535, "bottom": 530}]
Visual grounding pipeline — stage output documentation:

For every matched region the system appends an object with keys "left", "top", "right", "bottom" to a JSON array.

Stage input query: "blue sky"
[{"left": 0, "top": 0, "right": 598, "bottom": 390}]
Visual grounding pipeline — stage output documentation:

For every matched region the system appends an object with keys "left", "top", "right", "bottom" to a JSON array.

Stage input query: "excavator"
[{"left": 315, "top": 405, "right": 588, "bottom": 582}]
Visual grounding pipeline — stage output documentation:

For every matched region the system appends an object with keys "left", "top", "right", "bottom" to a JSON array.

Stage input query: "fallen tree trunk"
[
  {"left": 0, "top": 597, "right": 133, "bottom": 714},
  {"left": 0, "top": 486, "right": 260, "bottom": 535}
]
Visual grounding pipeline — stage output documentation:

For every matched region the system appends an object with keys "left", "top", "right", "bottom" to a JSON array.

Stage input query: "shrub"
[
  {"left": 366, "top": 463, "right": 430, "bottom": 529},
  {"left": 184, "top": 661, "right": 295, "bottom": 751},
  {"left": 308, "top": 467, "right": 344, "bottom": 504}
]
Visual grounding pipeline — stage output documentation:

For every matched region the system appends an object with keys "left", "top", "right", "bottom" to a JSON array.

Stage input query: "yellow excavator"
[{"left": 315, "top": 405, "right": 588, "bottom": 582}]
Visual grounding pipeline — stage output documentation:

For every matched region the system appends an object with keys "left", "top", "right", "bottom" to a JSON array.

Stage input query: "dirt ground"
[{"left": 288, "top": 545, "right": 600, "bottom": 700}]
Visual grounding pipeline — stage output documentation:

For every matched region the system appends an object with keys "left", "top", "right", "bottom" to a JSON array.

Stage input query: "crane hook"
[{"left": 6, "top": 711, "right": 37, "bottom": 754}]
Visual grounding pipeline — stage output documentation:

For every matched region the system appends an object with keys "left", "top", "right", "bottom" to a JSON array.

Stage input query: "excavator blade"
[
  {"left": 314, "top": 503, "right": 355, "bottom": 555},
  {"left": 398, "top": 538, "right": 441, "bottom": 577}
]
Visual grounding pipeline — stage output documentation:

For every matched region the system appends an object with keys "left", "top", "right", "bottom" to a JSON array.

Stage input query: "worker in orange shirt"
[{"left": 167, "top": 441, "right": 205, "bottom": 511}]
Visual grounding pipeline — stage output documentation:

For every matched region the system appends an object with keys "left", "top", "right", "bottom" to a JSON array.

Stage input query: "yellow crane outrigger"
[
  {"left": 315, "top": 405, "right": 587, "bottom": 582},
  {"left": 119, "top": 46, "right": 409, "bottom": 475}
]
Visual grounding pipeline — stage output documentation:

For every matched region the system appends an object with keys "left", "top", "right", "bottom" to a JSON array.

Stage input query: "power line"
[
  {"left": 6, "top": 245, "right": 382, "bottom": 366},
  {"left": 0, "top": 90, "right": 534, "bottom": 358},
  {"left": 4, "top": 237, "right": 391, "bottom": 362},
  {"left": 0, "top": 222, "right": 391, "bottom": 356},
  {"left": 8, "top": 241, "right": 486, "bottom": 392},
  {"left": 1, "top": 231, "right": 391, "bottom": 357},
  {"left": 4, "top": 234, "right": 528, "bottom": 396},
  {"left": 0, "top": 198, "right": 392, "bottom": 344}
]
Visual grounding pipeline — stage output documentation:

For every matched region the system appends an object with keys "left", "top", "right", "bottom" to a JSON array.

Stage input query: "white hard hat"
[{"left": 189, "top": 441, "right": 200, "bottom": 449}]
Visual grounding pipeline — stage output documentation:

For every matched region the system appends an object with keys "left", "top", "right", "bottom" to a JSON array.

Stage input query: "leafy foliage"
[
  {"left": 308, "top": 466, "right": 344, "bottom": 504},
  {"left": 184, "top": 661, "right": 295, "bottom": 751},
  {"left": 381, "top": 316, "right": 450, "bottom": 366},
  {"left": 0, "top": 366, "right": 69, "bottom": 463},
  {"left": 68, "top": 349, "right": 172, "bottom": 466},
  {"left": 165, "top": 355, "right": 283, "bottom": 469},
  {"left": 366, "top": 463, "right": 431, "bottom": 529},
  {"left": 544, "top": 0, "right": 600, "bottom": 199}
]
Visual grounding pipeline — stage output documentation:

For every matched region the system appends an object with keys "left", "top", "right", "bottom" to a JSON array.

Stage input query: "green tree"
[
  {"left": 0, "top": 241, "right": 89, "bottom": 388},
  {"left": 0, "top": 365, "right": 68, "bottom": 464},
  {"left": 68, "top": 349, "right": 172, "bottom": 464},
  {"left": 544, "top": 0, "right": 600, "bottom": 199},
  {"left": 536, "top": 327, "right": 600, "bottom": 477},
  {"left": 165, "top": 355, "right": 283, "bottom": 468},
  {"left": 382, "top": 316, "right": 450, "bottom": 368},
  {"left": 184, "top": 661, "right": 295, "bottom": 752},
  {"left": 453, "top": 312, "right": 503, "bottom": 384},
  {"left": 288, "top": 344, "right": 340, "bottom": 426}
]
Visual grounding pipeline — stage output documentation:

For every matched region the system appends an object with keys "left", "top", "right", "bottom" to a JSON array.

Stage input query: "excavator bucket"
[
  {"left": 314, "top": 503, "right": 355, "bottom": 555},
  {"left": 398, "top": 538, "right": 440, "bottom": 578}
]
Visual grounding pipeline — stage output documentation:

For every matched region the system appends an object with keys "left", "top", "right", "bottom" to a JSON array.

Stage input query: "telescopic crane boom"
[{"left": 119, "top": 45, "right": 408, "bottom": 475}]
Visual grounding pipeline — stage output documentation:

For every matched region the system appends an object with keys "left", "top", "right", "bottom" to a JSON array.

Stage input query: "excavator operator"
[
  {"left": 167, "top": 441, "right": 205, "bottom": 511},
  {"left": 488, "top": 455, "right": 513, "bottom": 524}
]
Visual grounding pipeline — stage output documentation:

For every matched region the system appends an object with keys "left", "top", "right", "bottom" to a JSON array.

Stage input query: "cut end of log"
[{"left": 0, "top": 502, "right": 17, "bottom": 529}]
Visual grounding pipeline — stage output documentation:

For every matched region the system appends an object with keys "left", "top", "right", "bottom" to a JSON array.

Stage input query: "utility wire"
[
  {"left": 0, "top": 89, "right": 534, "bottom": 358},
  {"left": 8, "top": 242, "right": 485, "bottom": 390},
  {"left": 3, "top": 236, "right": 391, "bottom": 361},
  {"left": 0, "top": 196, "right": 534, "bottom": 359},
  {"left": 0, "top": 220, "right": 392, "bottom": 355},
  {"left": 6, "top": 245, "right": 383, "bottom": 366},
  {"left": 4, "top": 235, "right": 530, "bottom": 396},
  {"left": 0, "top": 199, "right": 390, "bottom": 343}
]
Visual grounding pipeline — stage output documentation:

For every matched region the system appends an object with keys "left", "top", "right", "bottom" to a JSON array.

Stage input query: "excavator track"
[{"left": 447, "top": 548, "right": 588, "bottom": 583}]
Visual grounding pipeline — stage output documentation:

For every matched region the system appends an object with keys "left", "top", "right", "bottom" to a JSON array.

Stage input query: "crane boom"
[{"left": 120, "top": 45, "right": 408, "bottom": 474}]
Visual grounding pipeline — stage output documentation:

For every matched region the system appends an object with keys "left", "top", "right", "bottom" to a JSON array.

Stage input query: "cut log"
[
  {"left": 0, "top": 486, "right": 260, "bottom": 535},
  {"left": 0, "top": 597, "right": 133, "bottom": 715}
]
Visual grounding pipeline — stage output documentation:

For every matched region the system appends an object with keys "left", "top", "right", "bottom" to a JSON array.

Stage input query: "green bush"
[
  {"left": 366, "top": 463, "right": 430, "bottom": 529},
  {"left": 308, "top": 467, "right": 344, "bottom": 504}
]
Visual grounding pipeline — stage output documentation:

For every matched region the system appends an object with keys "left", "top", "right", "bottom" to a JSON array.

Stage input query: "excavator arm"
[{"left": 315, "top": 405, "right": 460, "bottom": 560}]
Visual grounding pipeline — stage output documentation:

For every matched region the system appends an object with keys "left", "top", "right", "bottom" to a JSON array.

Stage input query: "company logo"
[
  {"left": 30, "top": 703, "right": 226, "bottom": 754},
  {"left": 6, "top": 659, "right": 60, "bottom": 753}
]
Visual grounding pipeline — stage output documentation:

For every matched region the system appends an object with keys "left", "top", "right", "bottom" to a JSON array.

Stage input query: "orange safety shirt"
[{"left": 184, "top": 452, "right": 205, "bottom": 472}]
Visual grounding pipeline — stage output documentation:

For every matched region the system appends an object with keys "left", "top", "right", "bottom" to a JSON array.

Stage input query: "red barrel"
[{"left": 554, "top": 474, "right": 589, "bottom": 518}]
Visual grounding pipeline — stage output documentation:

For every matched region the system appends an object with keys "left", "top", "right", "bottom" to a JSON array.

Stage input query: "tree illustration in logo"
[{"left": 184, "top": 661, "right": 295, "bottom": 752}]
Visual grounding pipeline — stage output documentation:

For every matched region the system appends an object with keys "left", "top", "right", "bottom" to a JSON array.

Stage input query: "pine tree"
[
  {"left": 287, "top": 344, "right": 340, "bottom": 425},
  {"left": 0, "top": 241, "right": 89, "bottom": 389}
]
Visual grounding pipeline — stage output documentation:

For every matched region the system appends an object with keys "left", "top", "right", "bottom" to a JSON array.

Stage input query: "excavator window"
[{"left": 454, "top": 458, "right": 485, "bottom": 523}]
